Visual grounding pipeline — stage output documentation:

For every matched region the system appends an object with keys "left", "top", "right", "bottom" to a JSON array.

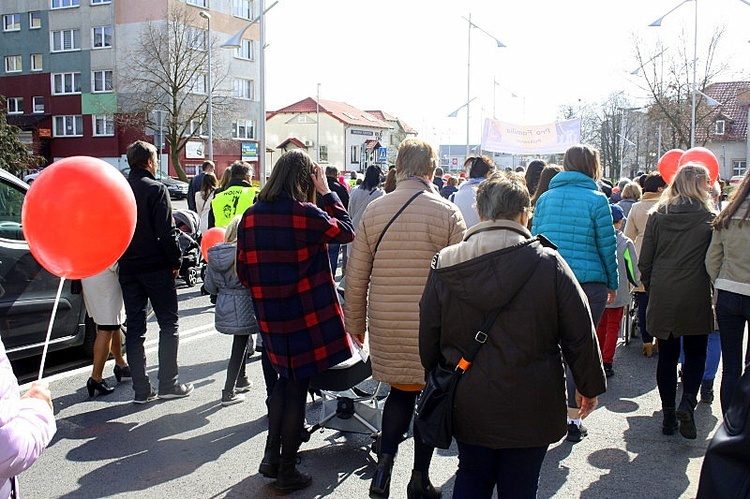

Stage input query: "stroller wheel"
[{"left": 185, "top": 267, "right": 198, "bottom": 287}]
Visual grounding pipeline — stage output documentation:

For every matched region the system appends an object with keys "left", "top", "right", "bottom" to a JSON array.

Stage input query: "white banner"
[{"left": 481, "top": 118, "right": 581, "bottom": 155}]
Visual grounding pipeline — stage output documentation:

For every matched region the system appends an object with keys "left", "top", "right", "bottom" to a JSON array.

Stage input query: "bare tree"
[
  {"left": 632, "top": 27, "right": 727, "bottom": 150},
  {"left": 0, "top": 96, "right": 45, "bottom": 175},
  {"left": 119, "top": 6, "right": 227, "bottom": 180}
]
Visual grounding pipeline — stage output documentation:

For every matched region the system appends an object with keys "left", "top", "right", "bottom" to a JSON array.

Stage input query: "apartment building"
[{"left": 0, "top": 0, "right": 261, "bottom": 175}]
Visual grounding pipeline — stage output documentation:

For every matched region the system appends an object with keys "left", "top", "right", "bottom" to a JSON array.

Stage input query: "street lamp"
[
  {"left": 198, "top": 11, "right": 213, "bottom": 161},
  {"left": 461, "top": 13, "right": 505, "bottom": 159},
  {"left": 221, "top": 0, "right": 278, "bottom": 186}
]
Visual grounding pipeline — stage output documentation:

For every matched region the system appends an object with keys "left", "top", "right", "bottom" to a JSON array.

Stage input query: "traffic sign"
[{"left": 377, "top": 147, "right": 387, "bottom": 163}]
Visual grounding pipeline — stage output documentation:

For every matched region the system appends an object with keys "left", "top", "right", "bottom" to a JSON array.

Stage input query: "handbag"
[
  {"left": 414, "top": 306, "right": 504, "bottom": 449},
  {"left": 372, "top": 190, "right": 423, "bottom": 255},
  {"left": 697, "top": 369, "right": 750, "bottom": 498}
]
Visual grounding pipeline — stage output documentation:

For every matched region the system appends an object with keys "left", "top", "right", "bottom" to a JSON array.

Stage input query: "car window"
[{"left": 0, "top": 178, "right": 25, "bottom": 241}]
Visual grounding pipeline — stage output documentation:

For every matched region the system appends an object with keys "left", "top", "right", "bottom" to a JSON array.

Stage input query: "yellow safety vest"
[{"left": 211, "top": 185, "right": 256, "bottom": 227}]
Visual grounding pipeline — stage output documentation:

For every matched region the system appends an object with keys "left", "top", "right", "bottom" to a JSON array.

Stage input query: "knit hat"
[{"left": 611, "top": 204, "right": 625, "bottom": 223}]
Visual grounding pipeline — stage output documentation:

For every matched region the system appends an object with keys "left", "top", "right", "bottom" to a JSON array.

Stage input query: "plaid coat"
[{"left": 236, "top": 191, "right": 355, "bottom": 380}]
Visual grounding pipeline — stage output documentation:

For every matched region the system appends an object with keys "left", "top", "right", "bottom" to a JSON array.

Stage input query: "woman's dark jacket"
[
  {"left": 638, "top": 201, "right": 716, "bottom": 339},
  {"left": 419, "top": 220, "right": 606, "bottom": 449}
]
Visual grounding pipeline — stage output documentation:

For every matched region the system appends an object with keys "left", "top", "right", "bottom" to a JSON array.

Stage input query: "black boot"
[
  {"left": 406, "top": 470, "right": 442, "bottom": 499},
  {"left": 274, "top": 459, "right": 312, "bottom": 492},
  {"left": 258, "top": 436, "right": 281, "bottom": 478},
  {"left": 676, "top": 394, "right": 698, "bottom": 439},
  {"left": 662, "top": 407, "right": 678, "bottom": 435},
  {"left": 369, "top": 454, "right": 394, "bottom": 498}
]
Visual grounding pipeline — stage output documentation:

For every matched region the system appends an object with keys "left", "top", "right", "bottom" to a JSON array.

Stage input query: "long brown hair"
[
  {"left": 200, "top": 172, "right": 217, "bottom": 200},
  {"left": 531, "top": 164, "right": 563, "bottom": 206},
  {"left": 258, "top": 149, "right": 316, "bottom": 203},
  {"left": 714, "top": 172, "right": 750, "bottom": 230}
]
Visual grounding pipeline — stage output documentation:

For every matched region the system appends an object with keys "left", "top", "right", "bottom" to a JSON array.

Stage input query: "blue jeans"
[
  {"left": 327, "top": 243, "right": 341, "bottom": 275},
  {"left": 454, "top": 442, "right": 548, "bottom": 499},
  {"left": 120, "top": 268, "right": 180, "bottom": 396},
  {"left": 716, "top": 290, "right": 750, "bottom": 413},
  {"left": 566, "top": 282, "right": 607, "bottom": 408}
]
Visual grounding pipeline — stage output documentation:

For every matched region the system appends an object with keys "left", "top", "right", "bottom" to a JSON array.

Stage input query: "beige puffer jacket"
[
  {"left": 623, "top": 191, "right": 661, "bottom": 292},
  {"left": 345, "top": 179, "right": 466, "bottom": 385}
]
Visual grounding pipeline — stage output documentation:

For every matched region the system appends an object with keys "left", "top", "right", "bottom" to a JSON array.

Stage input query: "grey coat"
[
  {"left": 638, "top": 202, "right": 715, "bottom": 339},
  {"left": 203, "top": 243, "right": 258, "bottom": 335}
]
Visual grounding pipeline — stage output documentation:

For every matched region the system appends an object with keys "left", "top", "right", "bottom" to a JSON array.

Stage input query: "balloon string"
[{"left": 38, "top": 277, "right": 66, "bottom": 381}]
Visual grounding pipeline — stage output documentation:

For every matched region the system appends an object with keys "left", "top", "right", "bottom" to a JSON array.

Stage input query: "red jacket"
[{"left": 236, "top": 192, "right": 354, "bottom": 380}]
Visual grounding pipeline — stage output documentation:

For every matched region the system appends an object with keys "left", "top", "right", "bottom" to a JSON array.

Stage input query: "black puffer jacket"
[
  {"left": 419, "top": 221, "right": 606, "bottom": 449},
  {"left": 119, "top": 167, "right": 182, "bottom": 275}
]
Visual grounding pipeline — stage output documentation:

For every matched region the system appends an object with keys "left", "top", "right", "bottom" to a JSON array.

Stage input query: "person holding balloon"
[
  {"left": 118, "top": 141, "right": 192, "bottom": 404},
  {"left": 638, "top": 163, "right": 716, "bottom": 439},
  {"left": 236, "top": 150, "right": 355, "bottom": 493}
]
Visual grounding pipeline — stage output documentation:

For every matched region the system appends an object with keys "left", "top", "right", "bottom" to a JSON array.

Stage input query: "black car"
[
  {"left": 119, "top": 167, "right": 189, "bottom": 200},
  {"left": 0, "top": 169, "right": 94, "bottom": 361}
]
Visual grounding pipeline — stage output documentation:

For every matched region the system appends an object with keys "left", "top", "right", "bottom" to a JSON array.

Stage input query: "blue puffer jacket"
[{"left": 531, "top": 171, "right": 618, "bottom": 290}]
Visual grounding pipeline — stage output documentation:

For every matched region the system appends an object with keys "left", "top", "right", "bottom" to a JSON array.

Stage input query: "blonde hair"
[
  {"left": 395, "top": 139, "right": 438, "bottom": 181},
  {"left": 657, "top": 163, "right": 713, "bottom": 213},
  {"left": 224, "top": 215, "right": 242, "bottom": 275},
  {"left": 621, "top": 182, "right": 642, "bottom": 201}
]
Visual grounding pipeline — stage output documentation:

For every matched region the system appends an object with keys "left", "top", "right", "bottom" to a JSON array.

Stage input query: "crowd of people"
[{"left": 2, "top": 137, "right": 749, "bottom": 498}]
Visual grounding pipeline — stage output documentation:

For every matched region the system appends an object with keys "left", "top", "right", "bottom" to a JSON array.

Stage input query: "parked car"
[
  {"left": 119, "top": 167, "right": 189, "bottom": 200},
  {"left": 0, "top": 168, "right": 95, "bottom": 361},
  {"left": 22, "top": 170, "right": 41, "bottom": 184}
]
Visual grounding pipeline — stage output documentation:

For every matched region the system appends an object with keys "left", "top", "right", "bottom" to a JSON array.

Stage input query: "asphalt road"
[{"left": 12, "top": 198, "right": 733, "bottom": 498}]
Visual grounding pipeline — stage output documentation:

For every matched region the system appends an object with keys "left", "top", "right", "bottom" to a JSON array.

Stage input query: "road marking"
[{"left": 20, "top": 324, "right": 217, "bottom": 390}]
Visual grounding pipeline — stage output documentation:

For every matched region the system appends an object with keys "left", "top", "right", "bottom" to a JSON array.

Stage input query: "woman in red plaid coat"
[{"left": 236, "top": 150, "right": 354, "bottom": 493}]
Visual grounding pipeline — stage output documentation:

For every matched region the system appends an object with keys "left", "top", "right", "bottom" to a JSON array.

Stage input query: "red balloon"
[
  {"left": 657, "top": 149, "right": 684, "bottom": 185},
  {"left": 678, "top": 147, "right": 720, "bottom": 183},
  {"left": 22, "top": 157, "right": 136, "bottom": 279},
  {"left": 201, "top": 227, "right": 226, "bottom": 261}
]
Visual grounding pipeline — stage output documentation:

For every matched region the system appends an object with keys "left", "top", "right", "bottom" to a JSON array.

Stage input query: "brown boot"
[{"left": 642, "top": 343, "right": 653, "bottom": 357}]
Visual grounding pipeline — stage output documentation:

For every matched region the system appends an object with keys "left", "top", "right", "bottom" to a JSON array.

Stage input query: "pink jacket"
[{"left": 0, "top": 339, "right": 56, "bottom": 498}]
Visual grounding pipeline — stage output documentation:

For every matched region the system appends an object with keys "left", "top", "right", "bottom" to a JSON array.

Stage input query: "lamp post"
[
  {"left": 316, "top": 82, "right": 321, "bottom": 162},
  {"left": 198, "top": 11, "right": 213, "bottom": 161},
  {"left": 221, "top": 0, "right": 278, "bottom": 186},
  {"left": 461, "top": 13, "right": 505, "bottom": 160}
]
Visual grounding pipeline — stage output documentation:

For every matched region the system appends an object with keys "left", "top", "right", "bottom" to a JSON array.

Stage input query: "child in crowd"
[
  {"left": 202, "top": 216, "right": 257, "bottom": 406},
  {"left": 596, "top": 204, "right": 639, "bottom": 377}
]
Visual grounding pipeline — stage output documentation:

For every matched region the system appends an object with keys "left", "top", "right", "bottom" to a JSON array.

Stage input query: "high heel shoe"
[
  {"left": 370, "top": 454, "right": 394, "bottom": 498},
  {"left": 87, "top": 377, "right": 115, "bottom": 397},
  {"left": 114, "top": 364, "right": 132, "bottom": 383}
]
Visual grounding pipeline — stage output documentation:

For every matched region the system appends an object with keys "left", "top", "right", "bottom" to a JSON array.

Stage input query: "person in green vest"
[{"left": 209, "top": 161, "right": 256, "bottom": 228}]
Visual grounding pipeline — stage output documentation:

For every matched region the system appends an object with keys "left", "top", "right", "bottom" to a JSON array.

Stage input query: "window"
[
  {"left": 188, "top": 73, "right": 207, "bottom": 94},
  {"left": 3, "top": 14, "right": 20, "bottom": 32},
  {"left": 233, "top": 0, "right": 252, "bottom": 19},
  {"left": 319, "top": 145, "right": 329, "bottom": 162},
  {"left": 4, "top": 55, "right": 21, "bottom": 73},
  {"left": 52, "top": 72, "right": 81, "bottom": 95},
  {"left": 296, "top": 115, "right": 309, "bottom": 123},
  {"left": 0, "top": 179, "right": 25, "bottom": 240},
  {"left": 92, "top": 0, "right": 111, "bottom": 4},
  {"left": 92, "top": 26, "right": 112, "bottom": 49},
  {"left": 52, "top": 0, "right": 79, "bottom": 8},
  {"left": 30, "top": 54, "right": 42, "bottom": 71},
  {"left": 51, "top": 29, "right": 80, "bottom": 52},
  {"left": 235, "top": 39, "right": 254, "bottom": 60},
  {"left": 232, "top": 119, "right": 254, "bottom": 139},
  {"left": 351, "top": 145, "right": 360, "bottom": 164},
  {"left": 187, "top": 0, "right": 208, "bottom": 7},
  {"left": 29, "top": 12, "right": 42, "bottom": 29},
  {"left": 6, "top": 98, "right": 23, "bottom": 115},
  {"left": 733, "top": 160, "right": 747, "bottom": 177},
  {"left": 53, "top": 115, "right": 83, "bottom": 137},
  {"left": 33, "top": 96, "right": 44, "bottom": 113},
  {"left": 189, "top": 120, "right": 206, "bottom": 137},
  {"left": 233, "top": 78, "right": 253, "bottom": 99},
  {"left": 188, "top": 28, "right": 207, "bottom": 51},
  {"left": 92, "top": 70, "right": 113, "bottom": 92},
  {"left": 93, "top": 115, "right": 114, "bottom": 136},
  {"left": 715, "top": 120, "right": 725, "bottom": 136}
]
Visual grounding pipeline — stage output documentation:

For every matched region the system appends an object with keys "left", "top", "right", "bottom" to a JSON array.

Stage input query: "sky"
[{"left": 263, "top": 0, "right": 750, "bottom": 147}]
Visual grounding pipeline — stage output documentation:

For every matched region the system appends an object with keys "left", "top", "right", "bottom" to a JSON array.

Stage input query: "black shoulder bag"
[
  {"left": 372, "top": 190, "right": 423, "bottom": 255},
  {"left": 414, "top": 306, "right": 504, "bottom": 449}
]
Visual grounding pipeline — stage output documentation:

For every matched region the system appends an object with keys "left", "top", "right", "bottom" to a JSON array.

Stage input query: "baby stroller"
[
  {"left": 304, "top": 352, "right": 387, "bottom": 441},
  {"left": 172, "top": 209, "right": 204, "bottom": 287}
]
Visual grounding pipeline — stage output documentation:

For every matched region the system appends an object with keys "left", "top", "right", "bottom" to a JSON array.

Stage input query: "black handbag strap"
[
  {"left": 455, "top": 306, "right": 503, "bottom": 374},
  {"left": 373, "top": 190, "right": 423, "bottom": 255}
]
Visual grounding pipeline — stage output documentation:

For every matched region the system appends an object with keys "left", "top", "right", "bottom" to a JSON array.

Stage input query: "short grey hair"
[{"left": 476, "top": 172, "right": 530, "bottom": 221}]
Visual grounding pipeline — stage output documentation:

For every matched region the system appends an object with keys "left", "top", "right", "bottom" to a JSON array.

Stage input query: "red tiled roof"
[
  {"left": 275, "top": 137, "right": 307, "bottom": 149},
  {"left": 702, "top": 81, "right": 750, "bottom": 141},
  {"left": 364, "top": 139, "right": 381, "bottom": 150},
  {"left": 270, "top": 98, "right": 392, "bottom": 129},
  {"left": 366, "top": 110, "right": 418, "bottom": 135}
]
